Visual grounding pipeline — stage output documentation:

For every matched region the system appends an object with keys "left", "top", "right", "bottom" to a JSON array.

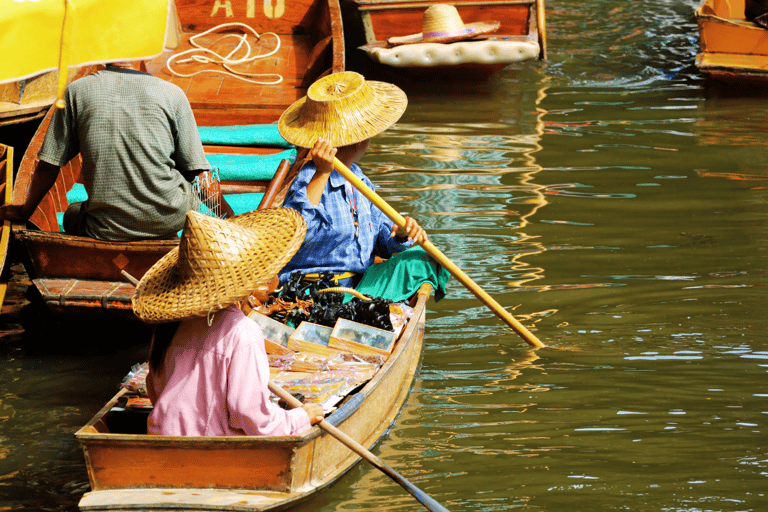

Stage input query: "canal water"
[{"left": 2, "top": 0, "right": 768, "bottom": 510}]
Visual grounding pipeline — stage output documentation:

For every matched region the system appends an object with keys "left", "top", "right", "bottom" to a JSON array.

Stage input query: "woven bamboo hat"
[
  {"left": 278, "top": 71, "right": 407, "bottom": 148},
  {"left": 132, "top": 208, "right": 306, "bottom": 323},
  {"left": 387, "top": 4, "right": 500, "bottom": 46}
]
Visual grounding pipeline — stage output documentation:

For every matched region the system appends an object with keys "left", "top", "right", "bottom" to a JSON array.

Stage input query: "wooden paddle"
[
  {"left": 536, "top": 0, "right": 547, "bottom": 60},
  {"left": 332, "top": 157, "right": 545, "bottom": 349},
  {"left": 268, "top": 381, "right": 451, "bottom": 512}
]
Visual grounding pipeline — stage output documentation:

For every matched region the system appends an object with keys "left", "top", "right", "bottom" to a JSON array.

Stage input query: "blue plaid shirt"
[{"left": 279, "top": 161, "right": 412, "bottom": 283}]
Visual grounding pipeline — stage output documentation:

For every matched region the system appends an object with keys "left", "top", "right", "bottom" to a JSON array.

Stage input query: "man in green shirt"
[{"left": 0, "top": 62, "right": 232, "bottom": 241}]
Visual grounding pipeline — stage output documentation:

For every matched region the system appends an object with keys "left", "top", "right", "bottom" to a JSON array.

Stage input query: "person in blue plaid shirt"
[{"left": 277, "top": 72, "right": 427, "bottom": 288}]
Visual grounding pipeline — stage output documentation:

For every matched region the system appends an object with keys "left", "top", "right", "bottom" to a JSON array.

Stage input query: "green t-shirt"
[{"left": 38, "top": 66, "right": 209, "bottom": 241}]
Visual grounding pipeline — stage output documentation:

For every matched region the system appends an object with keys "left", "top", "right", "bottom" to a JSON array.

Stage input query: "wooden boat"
[
  {"left": 144, "top": 0, "right": 344, "bottom": 126},
  {"left": 11, "top": 92, "right": 297, "bottom": 318},
  {"left": 695, "top": 0, "right": 768, "bottom": 82},
  {"left": 0, "top": 70, "right": 69, "bottom": 127},
  {"left": 0, "top": 143, "right": 12, "bottom": 308},
  {"left": 345, "top": 0, "right": 547, "bottom": 79},
  {"left": 75, "top": 283, "right": 432, "bottom": 512},
  {"left": 10, "top": 0, "right": 345, "bottom": 318}
]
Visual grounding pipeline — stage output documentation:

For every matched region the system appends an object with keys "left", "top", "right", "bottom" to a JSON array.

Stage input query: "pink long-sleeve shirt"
[{"left": 146, "top": 305, "right": 310, "bottom": 436}]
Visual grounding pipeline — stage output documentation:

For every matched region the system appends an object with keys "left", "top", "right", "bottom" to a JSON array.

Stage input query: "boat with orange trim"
[
  {"left": 695, "top": 0, "right": 768, "bottom": 82},
  {"left": 345, "top": 0, "right": 547, "bottom": 79}
]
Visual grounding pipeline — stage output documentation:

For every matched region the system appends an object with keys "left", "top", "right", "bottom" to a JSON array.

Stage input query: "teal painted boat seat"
[
  {"left": 206, "top": 149, "right": 296, "bottom": 181},
  {"left": 197, "top": 124, "right": 293, "bottom": 148}
]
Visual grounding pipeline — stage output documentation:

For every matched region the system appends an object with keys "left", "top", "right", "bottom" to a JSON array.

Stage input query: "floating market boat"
[
  {"left": 10, "top": 0, "right": 347, "bottom": 318},
  {"left": 695, "top": 0, "right": 768, "bottom": 82},
  {"left": 11, "top": 95, "right": 296, "bottom": 318},
  {"left": 346, "top": 0, "right": 547, "bottom": 79},
  {"left": 75, "top": 283, "right": 432, "bottom": 512}
]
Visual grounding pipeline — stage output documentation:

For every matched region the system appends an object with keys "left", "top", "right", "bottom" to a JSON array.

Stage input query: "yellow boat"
[{"left": 696, "top": 0, "right": 768, "bottom": 82}]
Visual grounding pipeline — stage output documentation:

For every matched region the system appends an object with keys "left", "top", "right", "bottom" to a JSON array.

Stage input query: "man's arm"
[
  {"left": 181, "top": 169, "right": 236, "bottom": 219},
  {"left": 0, "top": 160, "right": 60, "bottom": 221}
]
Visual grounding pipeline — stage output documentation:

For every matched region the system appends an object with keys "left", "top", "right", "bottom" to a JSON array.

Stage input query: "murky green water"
[{"left": 2, "top": 0, "right": 768, "bottom": 510}]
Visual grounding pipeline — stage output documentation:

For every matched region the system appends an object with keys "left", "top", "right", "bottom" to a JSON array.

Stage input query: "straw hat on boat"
[
  {"left": 278, "top": 71, "right": 407, "bottom": 148},
  {"left": 387, "top": 4, "right": 500, "bottom": 46},
  {"left": 132, "top": 208, "right": 306, "bottom": 323}
]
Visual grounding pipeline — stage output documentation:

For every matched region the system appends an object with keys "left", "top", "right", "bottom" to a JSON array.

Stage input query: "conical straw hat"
[
  {"left": 278, "top": 71, "right": 407, "bottom": 148},
  {"left": 387, "top": 4, "right": 500, "bottom": 46},
  {"left": 133, "top": 208, "right": 306, "bottom": 323}
]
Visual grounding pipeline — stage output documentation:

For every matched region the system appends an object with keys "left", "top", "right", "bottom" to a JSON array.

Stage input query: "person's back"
[{"left": 38, "top": 65, "right": 210, "bottom": 241}]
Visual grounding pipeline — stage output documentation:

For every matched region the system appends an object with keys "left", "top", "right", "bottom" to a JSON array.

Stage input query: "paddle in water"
[
  {"left": 331, "top": 157, "right": 546, "bottom": 349},
  {"left": 268, "top": 381, "right": 451, "bottom": 512}
]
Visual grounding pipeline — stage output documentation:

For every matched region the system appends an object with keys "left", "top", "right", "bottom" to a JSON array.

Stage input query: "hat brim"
[
  {"left": 278, "top": 81, "right": 407, "bottom": 148},
  {"left": 388, "top": 21, "right": 500, "bottom": 46},
  {"left": 132, "top": 208, "right": 306, "bottom": 323}
]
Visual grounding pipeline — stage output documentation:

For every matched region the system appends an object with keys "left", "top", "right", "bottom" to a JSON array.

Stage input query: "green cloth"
[{"left": 353, "top": 246, "right": 450, "bottom": 303}]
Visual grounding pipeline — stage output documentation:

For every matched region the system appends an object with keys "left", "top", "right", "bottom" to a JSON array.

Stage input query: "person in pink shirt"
[{"left": 132, "top": 208, "right": 324, "bottom": 436}]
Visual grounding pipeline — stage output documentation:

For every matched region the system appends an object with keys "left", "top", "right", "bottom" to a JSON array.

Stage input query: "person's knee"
[{"left": 62, "top": 201, "right": 88, "bottom": 236}]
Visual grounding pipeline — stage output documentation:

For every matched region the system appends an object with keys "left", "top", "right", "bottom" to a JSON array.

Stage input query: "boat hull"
[
  {"left": 695, "top": 0, "right": 768, "bottom": 82},
  {"left": 76, "top": 284, "right": 431, "bottom": 511},
  {"left": 144, "top": 0, "right": 345, "bottom": 126}
]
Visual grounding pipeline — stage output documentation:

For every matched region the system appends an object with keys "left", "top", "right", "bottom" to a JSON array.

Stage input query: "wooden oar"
[
  {"left": 268, "top": 381, "right": 451, "bottom": 512},
  {"left": 332, "top": 157, "right": 545, "bottom": 349},
  {"left": 536, "top": 0, "right": 547, "bottom": 60}
]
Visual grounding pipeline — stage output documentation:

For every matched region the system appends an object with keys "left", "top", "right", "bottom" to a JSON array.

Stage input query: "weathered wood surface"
[
  {"left": 76, "top": 283, "right": 432, "bottom": 511},
  {"left": 0, "top": 71, "right": 61, "bottom": 127},
  {"left": 144, "top": 0, "right": 345, "bottom": 126}
]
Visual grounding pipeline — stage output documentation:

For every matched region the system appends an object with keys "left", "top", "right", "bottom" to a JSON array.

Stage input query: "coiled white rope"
[{"left": 166, "top": 22, "right": 283, "bottom": 85}]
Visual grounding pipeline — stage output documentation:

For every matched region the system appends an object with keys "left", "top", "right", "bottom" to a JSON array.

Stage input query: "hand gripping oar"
[
  {"left": 268, "top": 381, "right": 451, "bottom": 512},
  {"left": 332, "top": 157, "right": 545, "bottom": 349}
]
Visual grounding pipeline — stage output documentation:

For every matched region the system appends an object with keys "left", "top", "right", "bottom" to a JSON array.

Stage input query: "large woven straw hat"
[
  {"left": 133, "top": 208, "right": 306, "bottom": 323},
  {"left": 387, "top": 4, "right": 500, "bottom": 46},
  {"left": 278, "top": 71, "right": 407, "bottom": 148}
]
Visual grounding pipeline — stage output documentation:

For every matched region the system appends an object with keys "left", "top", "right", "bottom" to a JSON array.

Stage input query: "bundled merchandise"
[{"left": 120, "top": 362, "right": 149, "bottom": 396}]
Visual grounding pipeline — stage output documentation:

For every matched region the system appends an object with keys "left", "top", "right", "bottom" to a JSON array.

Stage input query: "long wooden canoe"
[
  {"left": 75, "top": 282, "right": 431, "bottom": 512},
  {"left": 10, "top": 0, "right": 344, "bottom": 318},
  {"left": 696, "top": 0, "right": 768, "bottom": 82},
  {"left": 11, "top": 93, "right": 297, "bottom": 319},
  {"left": 347, "top": 0, "right": 546, "bottom": 79}
]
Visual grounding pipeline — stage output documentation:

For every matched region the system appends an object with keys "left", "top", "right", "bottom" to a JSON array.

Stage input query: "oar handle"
[
  {"left": 332, "top": 157, "right": 545, "bottom": 349},
  {"left": 268, "top": 381, "right": 451, "bottom": 512}
]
